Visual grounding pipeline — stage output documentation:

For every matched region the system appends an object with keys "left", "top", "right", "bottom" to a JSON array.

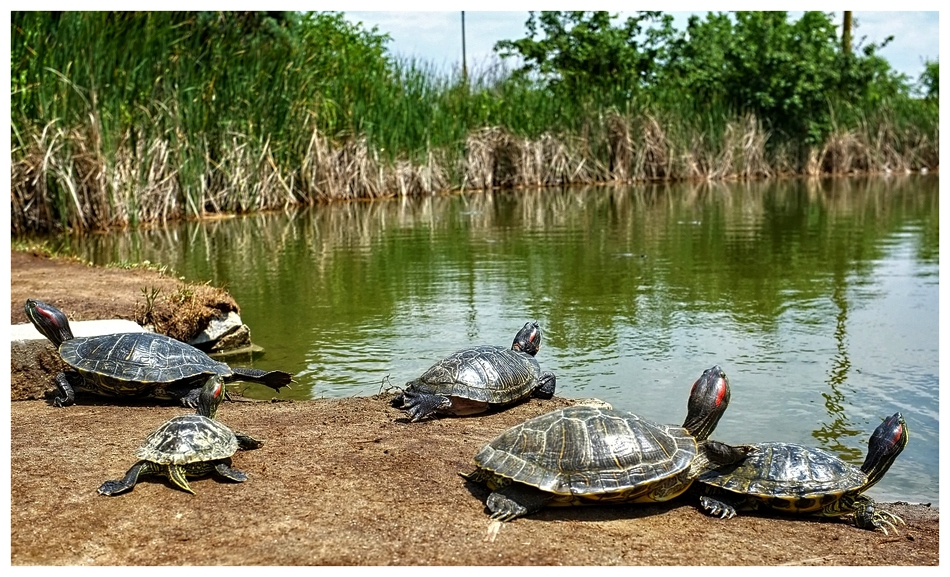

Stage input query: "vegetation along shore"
[{"left": 11, "top": 11, "right": 938, "bottom": 235}]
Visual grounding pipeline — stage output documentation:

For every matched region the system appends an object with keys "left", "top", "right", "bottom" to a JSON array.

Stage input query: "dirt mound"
[{"left": 11, "top": 249, "right": 237, "bottom": 342}]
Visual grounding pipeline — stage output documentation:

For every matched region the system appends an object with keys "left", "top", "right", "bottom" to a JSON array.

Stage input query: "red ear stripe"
[
  {"left": 715, "top": 379, "right": 727, "bottom": 407},
  {"left": 37, "top": 306, "right": 57, "bottom": 322},
  {"left": 891, "top": 424, "right": 904, "bottom": 444}
]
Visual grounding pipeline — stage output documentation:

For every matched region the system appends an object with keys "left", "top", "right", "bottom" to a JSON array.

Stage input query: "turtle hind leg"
[
  {"left": 486, "top": 483, "right": 552, "bottom": 522},
  {"left": 399, "top": 391, "right": 452, "bottom": 422},
  {"left": 534, "top": 371, "right": 557, "bottom": 399},
  {"left": 98, "top": 461, "right": 151, "bottom": 496},
  {"left": 52, "top": 372, "right": 80, "bottom": 407},
  {"left": 227, "top": 368, "right": 293, "bottom": 393},
  {"left": 214, "top": 461, "right": 248, "bottom": 483}
]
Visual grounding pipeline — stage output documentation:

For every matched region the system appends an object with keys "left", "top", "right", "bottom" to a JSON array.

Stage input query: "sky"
[{"left": 341, "top": 10, "right": 939, "bottom": 85}]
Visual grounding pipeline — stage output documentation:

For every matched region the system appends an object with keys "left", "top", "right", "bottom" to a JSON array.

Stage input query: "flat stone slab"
[{"left": 10, "top": 319, "right": 146, "bottom": 342}]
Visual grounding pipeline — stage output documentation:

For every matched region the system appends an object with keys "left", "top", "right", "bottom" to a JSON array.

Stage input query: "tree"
[
  {"left": 919, "top": 60, "right": 938, "bottom": 100},
  {"left": 494, "top": 11, "right": 675, "bottom": 108},
  {"left": 660, "top": 11, "right": 908, "bottom": 143},
  {"left": 842, "top": 11, "right": 852, "bottom": 54}
]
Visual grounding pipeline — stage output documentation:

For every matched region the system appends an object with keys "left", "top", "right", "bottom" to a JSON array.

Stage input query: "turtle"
[
  {"left": 694, "top": 412, "right": 909, "bottom": 533},
  {"left": 392, "top": 321, "right": 556, "bottom": 422},
  {"left": 98, "top": 374, "right": 261, "bottom": 495},
  {"left": 25, "top": 298, "right": 293, "bottom": 407},
  {"left": 461, "top": 365, "right": 754, "bottom": 521}
]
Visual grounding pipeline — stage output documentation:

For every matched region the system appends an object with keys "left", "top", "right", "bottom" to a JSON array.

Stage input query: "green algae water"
[{"left": 51, "top": 175, "right": 939, "bottom": 507}]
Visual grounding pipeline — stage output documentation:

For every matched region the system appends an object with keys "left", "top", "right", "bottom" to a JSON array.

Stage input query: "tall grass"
[{"left": 10, "top": 12, "right": 939, "bottom": 234}]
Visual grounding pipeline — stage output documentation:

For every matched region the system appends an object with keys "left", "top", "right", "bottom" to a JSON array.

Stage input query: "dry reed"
[{"left": 10, "top": 110, "right": 938, "bottom": 234}]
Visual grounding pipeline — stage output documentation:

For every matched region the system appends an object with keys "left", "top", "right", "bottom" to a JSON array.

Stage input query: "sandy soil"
[{"left": 8, "top": 249, "right": 939, "bottom": 566}]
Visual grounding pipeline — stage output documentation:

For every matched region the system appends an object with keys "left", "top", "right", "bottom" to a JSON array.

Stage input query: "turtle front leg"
[
  {"left": 486, "top": 483, "right": 553, "bottom": 522},
  {"left": 846, "top": 496, "right": 905, "bottom": 534},
  {"left": 178, "top": 386, "right": 202, "bottom": 408},
  {"left": 534, "top": 371, "right": 557, "bottom": 399},
  {"left": 98, "top": 461, "right": 150, "bottom": 496},
  {"left": 52, "top": 372, "right": 78, "bottom": 407},
  {"left": 399, "top": 391, "right": 452, "bottom": 422},
  {"left": 235, "top": 431, "right": 264, "bottom": 450}
]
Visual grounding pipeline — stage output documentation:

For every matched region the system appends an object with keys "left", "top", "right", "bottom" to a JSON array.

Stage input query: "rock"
[
  {"left": 208, "top": 323, "right": 253, "bottom": 353},
  {"left": 188, "top": 311, "right": 252, "bottom": 352}
]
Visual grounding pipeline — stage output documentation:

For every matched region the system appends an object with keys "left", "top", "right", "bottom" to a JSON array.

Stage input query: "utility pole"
[
  {"left": 842, "top": 11, "right": 852, "bottom": 54},
  {"left": 461, "top": 11, "right": 468, "bottom": 84}
]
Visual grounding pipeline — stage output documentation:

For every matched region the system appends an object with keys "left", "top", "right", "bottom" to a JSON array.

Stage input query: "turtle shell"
[
  {"left": 137, "top": 414, "right": 238, "bottom": 466},
  {"left": 407, "top": 345, "right": 542, "bottom": 404},
  {"left": 696, "top": 442, "right": 868, "bottom": 512},
  {"left": 59, "top": 332, "right": 233, "bottom": 396},
  {"left": 474, "top": 405, "right": 698, "bottom": 499}
]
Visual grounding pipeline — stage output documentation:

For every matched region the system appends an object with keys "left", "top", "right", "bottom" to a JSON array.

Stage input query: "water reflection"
[
  {"left": 38, "top": 174, "right": 939, "bottom": 505},
  {"left": 813, "top": 277, "right": 862, "bottom": 461}
]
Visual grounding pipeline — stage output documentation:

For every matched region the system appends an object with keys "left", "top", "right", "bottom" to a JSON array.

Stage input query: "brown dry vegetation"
[{"left": 10, "top": 112, "right": 938, "bottom": 235}]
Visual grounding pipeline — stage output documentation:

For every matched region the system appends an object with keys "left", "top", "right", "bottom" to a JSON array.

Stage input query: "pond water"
[{"left": 51, "top": 175, "right": 939, "bottom": 507}]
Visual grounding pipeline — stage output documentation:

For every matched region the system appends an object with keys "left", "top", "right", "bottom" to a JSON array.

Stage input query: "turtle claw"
[
  {"left": 488, "top": 511, "right": 518, "bottom": 523},
  {"left": 700, "top": 496, "right": 737, "bottom": 519},
  {"left": 873, "top": 510, "right": 906, "bottom": 535},
  {"left": 854, "top": 499, "right": 906, "bottom": 533},
  {"left": 488, "top": 507, "right": 522, "bottom": 523}
]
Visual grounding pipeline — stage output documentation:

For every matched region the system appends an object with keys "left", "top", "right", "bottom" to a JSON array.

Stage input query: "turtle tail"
[{"left": 227, "top": 368, "right": 294, "bottom": 393}]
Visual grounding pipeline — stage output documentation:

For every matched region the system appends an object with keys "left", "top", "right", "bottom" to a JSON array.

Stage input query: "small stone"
[
  {"left": 188, "top": 311, "right": 244, "bottom": 349},
  {"left": 208, "top": 324, "right": 252, "bottom": 353}
]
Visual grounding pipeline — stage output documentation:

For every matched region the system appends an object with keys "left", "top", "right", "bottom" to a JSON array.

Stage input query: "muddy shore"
[{"left": 8, "top": 249, "right": 939, "bottom": 565}]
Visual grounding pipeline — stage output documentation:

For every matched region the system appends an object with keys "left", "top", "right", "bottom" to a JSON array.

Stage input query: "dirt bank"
[{"left": 8, "top": 249, "right": 939, "bottom": 566}]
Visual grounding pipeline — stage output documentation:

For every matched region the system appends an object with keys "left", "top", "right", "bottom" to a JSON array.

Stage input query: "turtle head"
[
  {"left": 860, "top": 412, "right": 909, "bottom": 488},
  {"left": 24, "top": 299, "right": 74, "bottom": 348},
  {"left": 196, "top": 376, "right": 226, "bottom": 419},
  {"left": 681, "top": 365, "right": 730, "bottom": 441},
  {"left": 511, "top": 321, "right": 542, "bottom": 356}
]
